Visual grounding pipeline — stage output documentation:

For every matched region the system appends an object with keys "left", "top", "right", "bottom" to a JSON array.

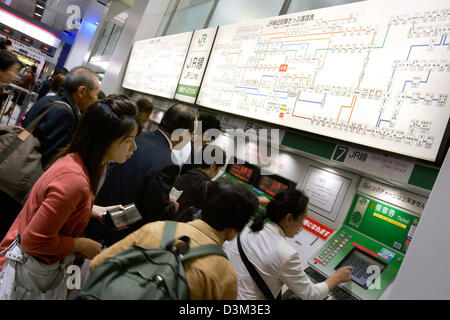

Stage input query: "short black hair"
[
  {"left": 50, "top": 73, "right": 65, "bottom": 93},
  {"left": 198, "top": 113, "right": 221, "bottom": 141},
  {"left": 0, "top": 38, "right": 12, "bottom": 50},
  {"left": 194, "top": 144, "right": 227, "bottom": 169},
  {"left": 159, "top": 103, "right": 195, "bottom": 134},
  {"left": 52, "top": 67, "right": 69, "bottom": 77},
  {"left": 63, "top": 66, "right": 98, "bottom": 95},
  {"left": 201, "top": 177, "right": 258, "bottom": 232},
  {"left": 0, "top": 50, "right": 21, "bottom": 71},
  {"left": 97, "top": 90, "right": 106, "bottom": 99},
  {"left": 31, "top": 65, "right": 37, "bottom": 73},
  {"left": 136, "top": 97, "right": 154, "bottom": 114},
  {"left": 198, "top": 113, "right": 220, "bottom": 133}
]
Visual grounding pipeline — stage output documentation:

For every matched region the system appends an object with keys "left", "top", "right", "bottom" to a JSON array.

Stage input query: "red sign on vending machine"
[{"left": 302, "top": 217, "right": 334, "bottom": 240}]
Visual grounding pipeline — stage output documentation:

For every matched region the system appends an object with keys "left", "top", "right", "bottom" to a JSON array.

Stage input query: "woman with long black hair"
[
  {"left": 0, "top": 98, "right": 142, "bottom": 299},
  {"left": 224, "top": 189, "right": 353, "bottom": 300}
]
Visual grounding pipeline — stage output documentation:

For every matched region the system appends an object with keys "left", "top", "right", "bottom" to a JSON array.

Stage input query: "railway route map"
[
  {"left": 122, "top": 31, "right": 193, "bottom": 99},
  {"left": 196, "top": 0, "right": 450, "bottom": 162}
]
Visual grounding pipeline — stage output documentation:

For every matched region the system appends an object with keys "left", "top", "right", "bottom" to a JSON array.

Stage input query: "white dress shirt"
[
  {"left": 223, "top": 221, "right": 329, "bottom": 300},
  {"left": 171, "top": 141, "right": 192, "bottom": 166}
]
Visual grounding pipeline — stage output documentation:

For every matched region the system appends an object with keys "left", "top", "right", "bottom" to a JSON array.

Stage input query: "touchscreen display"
[{"left": 335, "top": 247, "right": 386, "bottom": 289}]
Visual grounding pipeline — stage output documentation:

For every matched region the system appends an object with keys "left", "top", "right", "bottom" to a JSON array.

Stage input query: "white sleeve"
[{"left": 279, "top": 250, "right": 330, "bottom": 300}]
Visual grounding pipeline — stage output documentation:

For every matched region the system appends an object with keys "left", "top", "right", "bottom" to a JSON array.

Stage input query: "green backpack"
[{"left": 76, "top": 221, "right": 227, "bottom": 300}]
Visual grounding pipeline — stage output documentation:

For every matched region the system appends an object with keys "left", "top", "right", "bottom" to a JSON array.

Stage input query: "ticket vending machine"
[
  {"left": 220, "top": 158, "right": 297, "bottom": 214},
  {"left": 215, "top": 139, "right": 428, "bottom": 300},
  {"left": 304, "top": 178, "right": 426, "bottom": 300},
  {"left": 285, "top": 161, "right": 360, "bottom": 264}
]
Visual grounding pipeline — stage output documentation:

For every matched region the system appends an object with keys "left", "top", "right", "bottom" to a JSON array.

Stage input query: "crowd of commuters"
[{"left": 0, "top": 47, "right": 352, "bottom": 300}]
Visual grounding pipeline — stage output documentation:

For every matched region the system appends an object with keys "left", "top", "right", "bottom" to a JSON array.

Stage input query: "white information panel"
[
  {"left": 175, "top": 27, "right": 218, "bottom": 104},
  {"left": 122, "top": 32, "right": 193, "bottom": 99},
  {"left": 197, "top": 0, "right": 450, "bottom": 162},
  {"left": 304, "top": 170, "right": 343, "bottom": 213}
]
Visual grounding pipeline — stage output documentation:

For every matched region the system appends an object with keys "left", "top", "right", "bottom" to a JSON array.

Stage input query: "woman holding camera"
[{"left": 0, "top": 98, "right": 141, "bottom": 299}]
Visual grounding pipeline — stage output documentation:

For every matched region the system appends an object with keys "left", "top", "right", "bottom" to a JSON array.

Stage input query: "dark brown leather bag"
[{"left": 0, "top": 101, "right": 71, "bottom": 204}]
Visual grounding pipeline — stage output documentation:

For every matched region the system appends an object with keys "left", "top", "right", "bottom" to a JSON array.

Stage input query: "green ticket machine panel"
[{"left": 306, "top": 194, "right": 420, "bottom": 300}]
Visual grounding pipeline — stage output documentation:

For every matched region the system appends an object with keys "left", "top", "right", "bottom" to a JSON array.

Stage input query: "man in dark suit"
[
  {"left": 22, "top": 66, "right": 100, "bottom": 167},
  {"left": 92, "top": 104, "right": 196, "bottom": 246}
]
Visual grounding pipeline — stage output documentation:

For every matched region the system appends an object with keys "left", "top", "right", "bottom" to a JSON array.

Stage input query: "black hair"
[
  {"left": 63, "top": 66, "right": 98, "bottom": 95},
  {"left": 195, "top": 144, "right": 227, "bottom": 169},
  {"left": 159, "top": 103, "right": 196, "bottom": 134},
  {"left": 97, "top": 90, "right": 106, "bottom": 99},
  {"left": 0, "top": 38, "right": 12, "bottom": 50},
  {"left": 250, "top": 189, "right": 309, "bottom": 232},
  {"left": 0, "top": 50, "right": 21, "bottom": 71},
  {"left": 136, "top": 97, "right": 154, "bottom": 114},
  {"left": 53, "top": 98, "right": 142, "bottom": 192},
  {"left": 198, "top": 113, "right": 221, "bottom": 140},
  {"left": 52, "top": 67, "right": 69, "bottom": 77},
  {"left": 50, "top": 73, "right": 65, "bottom": 93},
  {"left": 201, "top": 177, "right": 259, "bottom": 232},
  {"left": 31, "top": 65, "right": 37, "bottom": 73}
]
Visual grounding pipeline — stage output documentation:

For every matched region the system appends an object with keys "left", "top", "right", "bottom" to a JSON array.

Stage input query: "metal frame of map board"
[
  {"left": 122, "top": 31, "right": 194, "bottom": 100},
  {"left": 196, "top": 0, "right": 450, "bottom": 163}
]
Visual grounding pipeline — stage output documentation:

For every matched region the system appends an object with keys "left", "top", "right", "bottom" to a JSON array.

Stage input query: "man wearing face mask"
[{"left": 92, "top": 104, "right": 196, "bottom": 247}]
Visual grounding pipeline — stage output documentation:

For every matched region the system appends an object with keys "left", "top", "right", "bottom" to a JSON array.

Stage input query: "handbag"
[
  {"left": 237, "top": 233, "right": 281, "bottom": 300},
  {"left": 0, "top": 101, "right": 73, "bottom": 204},
  {"left": 0, "top": 233, "right": 75, "bottom": 300}
]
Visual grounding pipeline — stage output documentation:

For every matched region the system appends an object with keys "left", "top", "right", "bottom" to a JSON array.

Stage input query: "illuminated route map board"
[
  {"left": 197, "top": 0, "right": 450, "bottom": 162},
  {"left": 122, "top": 31, "right": 193, "bottom": 99}
]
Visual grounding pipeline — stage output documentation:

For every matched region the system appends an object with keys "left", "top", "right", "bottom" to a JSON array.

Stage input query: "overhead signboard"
[
  {"left": 122, "top": 31, "right": 193, "bottom": 99},
  {"left": 175, "top": 27, "right": 218, "bottom": 104},
  {"left": 0, "top": 7, "right": 60, "bottom": 48},
  {"left": 197, "top": 0, "right": 450, "bottom": 162}
]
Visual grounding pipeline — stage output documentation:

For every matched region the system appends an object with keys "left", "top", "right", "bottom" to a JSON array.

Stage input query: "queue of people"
[{"left": 0, "top": 48, "right": 352, "bottom": 300}]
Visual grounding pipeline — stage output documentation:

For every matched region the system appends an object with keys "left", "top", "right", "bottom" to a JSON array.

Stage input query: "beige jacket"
[{"left": 90, "top": 219, "right": 237, "bottom": 300}]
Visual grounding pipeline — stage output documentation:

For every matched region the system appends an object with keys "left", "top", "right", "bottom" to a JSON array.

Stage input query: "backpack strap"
[
  {"left": 160, "top": 220, "right": 178, "bottom": 249},
  {"left": 25, "top": 101, "right": 73, "bottom": 134},
  {"left": 161, "top": 220, "right": 227, "bottom": 261},
  {"left": 181, "top": 244, "right": 227, "bottom": 262}
]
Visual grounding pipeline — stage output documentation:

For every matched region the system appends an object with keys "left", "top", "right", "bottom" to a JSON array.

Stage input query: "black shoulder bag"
[{"left": 237, "top": 233, "right": 281, "bottom": 300}]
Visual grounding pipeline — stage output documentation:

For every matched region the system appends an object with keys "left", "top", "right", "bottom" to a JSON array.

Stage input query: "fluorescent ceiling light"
[
  {"left": 0, "top": 7, "right": 60, "bottom": 47},
  {"left": 35, "top": 4, "right": 44, "bottom": 9}
]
